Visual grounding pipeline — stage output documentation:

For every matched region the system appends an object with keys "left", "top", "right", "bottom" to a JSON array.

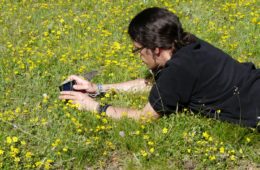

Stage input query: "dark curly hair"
[{"left": 128, "top": 7, "right": 196, "bottom": 51}]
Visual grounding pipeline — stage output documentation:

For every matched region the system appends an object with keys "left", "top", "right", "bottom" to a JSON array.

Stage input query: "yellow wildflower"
[
  {"left": 162, "top": 128, "right": 168, "bottom": 134},
  {"left": 21, "top": 140, "right": 26, "bottom": 145},
  {"left": 150, "top": 148, "right": 155, "bottom": 153},
  {"left": 12, "top": 136, "right": 18, "bottom": 143},
  {"left": 230, "top": 155, "right": 236, "bottom": 161},
  {"left": 6, "top": 137, "right": 12, "bottom": 144},
  {"left": 102, "top": 118, "right": 108, "bottom": 124},
  {"left": 25, "top": 152, "right": 33, "bottom": 158},
  {"left": 135, "top": 130, "right": 140, "bottom": 135},
  {"left": 59, "top": 18, "right": 65, "bottom": 23},
  {"left": 35, "top": 161, "right": 43, "bottom": 167},
  {"left": 0, "top": 149, "right": 4, "bottom": 155},
  {"left": 143, "top": 135, "right": 149, "bottom": 140},
  {"left": 251, "top": 17, "right": 257, "bottom": 24},
  {"left": 63, "top": 147, "right": 68, "bottom": 152},
  {"left": 209, "top": 155, "right": 216, "bottom": 161},
  {"left": 148, "top": 141, "right": 154, "bottom": 146},
  {"left": 14, "top": 157, "right": 20, "bottom": 163},
  {"left": 140, "top": 150, "right": 148, "bottom": 157},
  {"left": 44, "top": 160, "right": 53, "bottom": 170},
  {"left": 183, "top": 132, "right": 188, "bottom": 138},
  {"left": 219, "top": 147, "right": 225, "bottom": 154},
  {"left": 202, "top": 131, "right": 209, "bottom": 139},
  {"left": 86, "top": 139, "right": 91, "bottom": 145},
  {"left": 51, "top": 139, "right": 61, "bottom": 147}
]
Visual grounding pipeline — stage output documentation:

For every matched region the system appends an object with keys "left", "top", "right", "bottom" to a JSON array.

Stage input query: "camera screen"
[{"left": 59, "top": 80, "right": 76, "bottom": 91}]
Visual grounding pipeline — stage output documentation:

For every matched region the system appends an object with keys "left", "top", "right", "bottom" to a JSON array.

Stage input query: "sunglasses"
[{"left": 132, "top": 46, "right": 145, "bottom": 54}]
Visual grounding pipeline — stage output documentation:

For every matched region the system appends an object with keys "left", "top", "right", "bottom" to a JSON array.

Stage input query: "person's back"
[{"left": 150, "top": 37, "right": 260, "bottom": 127}]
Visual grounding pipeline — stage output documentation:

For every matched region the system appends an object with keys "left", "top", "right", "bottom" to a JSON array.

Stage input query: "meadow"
[{"left": 0, "top": 0, "right": 259, "bottom": 169}]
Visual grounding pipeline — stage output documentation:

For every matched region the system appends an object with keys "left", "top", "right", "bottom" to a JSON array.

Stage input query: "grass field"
[{"left": 0, "top": 0, "right": 259, "bottom": 169}]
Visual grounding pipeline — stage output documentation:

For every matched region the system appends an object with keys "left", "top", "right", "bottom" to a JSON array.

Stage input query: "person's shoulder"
[
  {"left": 172, "top": 37, "right": 202, "bottom": 57},
  {"left": 191, "top": 36, "right": 230, "bottom": 54},
  {"left": 166, "top": 38, "right": 201, "bottom": 66},
  {"left": 181, "top": 36, "right": 212, "bottom": 51},
  {"left": 177, "top": 36, "right": 231, "bottom": 61}
]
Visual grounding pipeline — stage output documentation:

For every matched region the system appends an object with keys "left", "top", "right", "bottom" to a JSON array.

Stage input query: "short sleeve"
[{"left": 149, "top": 62, "right": 197, "bottom": 115}]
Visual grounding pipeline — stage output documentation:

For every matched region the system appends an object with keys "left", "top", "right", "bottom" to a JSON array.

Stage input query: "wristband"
[
  {"left": 97, "top": 104, "right": 111, "bottom": 114},
  {"left": 88, "top": 84, "right": 104, "bottom": 98},
  {"left": 97, "top": 84, "right": 104, "bottom": 95}
]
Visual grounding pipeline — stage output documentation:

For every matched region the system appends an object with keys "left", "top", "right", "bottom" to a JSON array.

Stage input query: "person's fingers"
[
  {"left": 68, "top": 75, "right": 88, "bottom": 84},
  {"left": 60, "top": 90, "right": 85, "bottom": 95},
  {"left": 60, "top": 91, "right": 76, "bottom": 95},
  {"left": 60, "top": 91, "right": 85, "bottom": 99},
  {"left": 73, "top": 84, "right": 88, "bottom": 90},
  {"left": 73, "top": 84, "right": 97, "bottom": 93},
  {"left": 59, "top": 94, "right": 78, "bottom": 100},
  {"left": 68, "top": 75, "right": 80, "bottom": 80}
]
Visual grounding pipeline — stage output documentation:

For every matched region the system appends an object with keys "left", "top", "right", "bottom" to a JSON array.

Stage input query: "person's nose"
[{"left": 140, "top": 49, "right": 145, "bottom": 56}]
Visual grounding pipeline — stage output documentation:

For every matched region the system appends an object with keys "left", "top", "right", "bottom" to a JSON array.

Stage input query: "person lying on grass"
[{"left": 59, "top": 7, "right": 260, "bottom": 129}]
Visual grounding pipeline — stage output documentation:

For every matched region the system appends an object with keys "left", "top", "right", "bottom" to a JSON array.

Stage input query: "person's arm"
[
  {"left": 69, "top": 75, "right": 152, "bottom": 94},
  {"left": 105, "top": 102, "right": 160, "bottom": 120},
  {"left": 59, "top": 91, "right": 160, "bottom": 120},
  {"left": 102, "top": 78, "right": 151, "bottom": 92}
]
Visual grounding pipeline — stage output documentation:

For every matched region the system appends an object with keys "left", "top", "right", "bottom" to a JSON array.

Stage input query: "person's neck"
[{"left": 159, "top": 49, "right": 173, "bottom": 66}]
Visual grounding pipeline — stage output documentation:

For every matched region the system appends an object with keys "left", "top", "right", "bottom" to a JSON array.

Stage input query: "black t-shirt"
[{"left": 149, "top": 38, "right": 260, "bottom": 127}]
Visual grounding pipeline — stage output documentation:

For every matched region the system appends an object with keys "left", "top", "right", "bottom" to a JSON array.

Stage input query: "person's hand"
[
  {"left": 68, "top": 75, "right": 97, "bottom": 93},
  {"left": 59, "top": 91, "right": 99, "bottom": 111}
]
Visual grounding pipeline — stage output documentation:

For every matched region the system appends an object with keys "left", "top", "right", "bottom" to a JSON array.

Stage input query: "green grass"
[{"left": 0, "top": 0, "right": 259, "bottom": 169}]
